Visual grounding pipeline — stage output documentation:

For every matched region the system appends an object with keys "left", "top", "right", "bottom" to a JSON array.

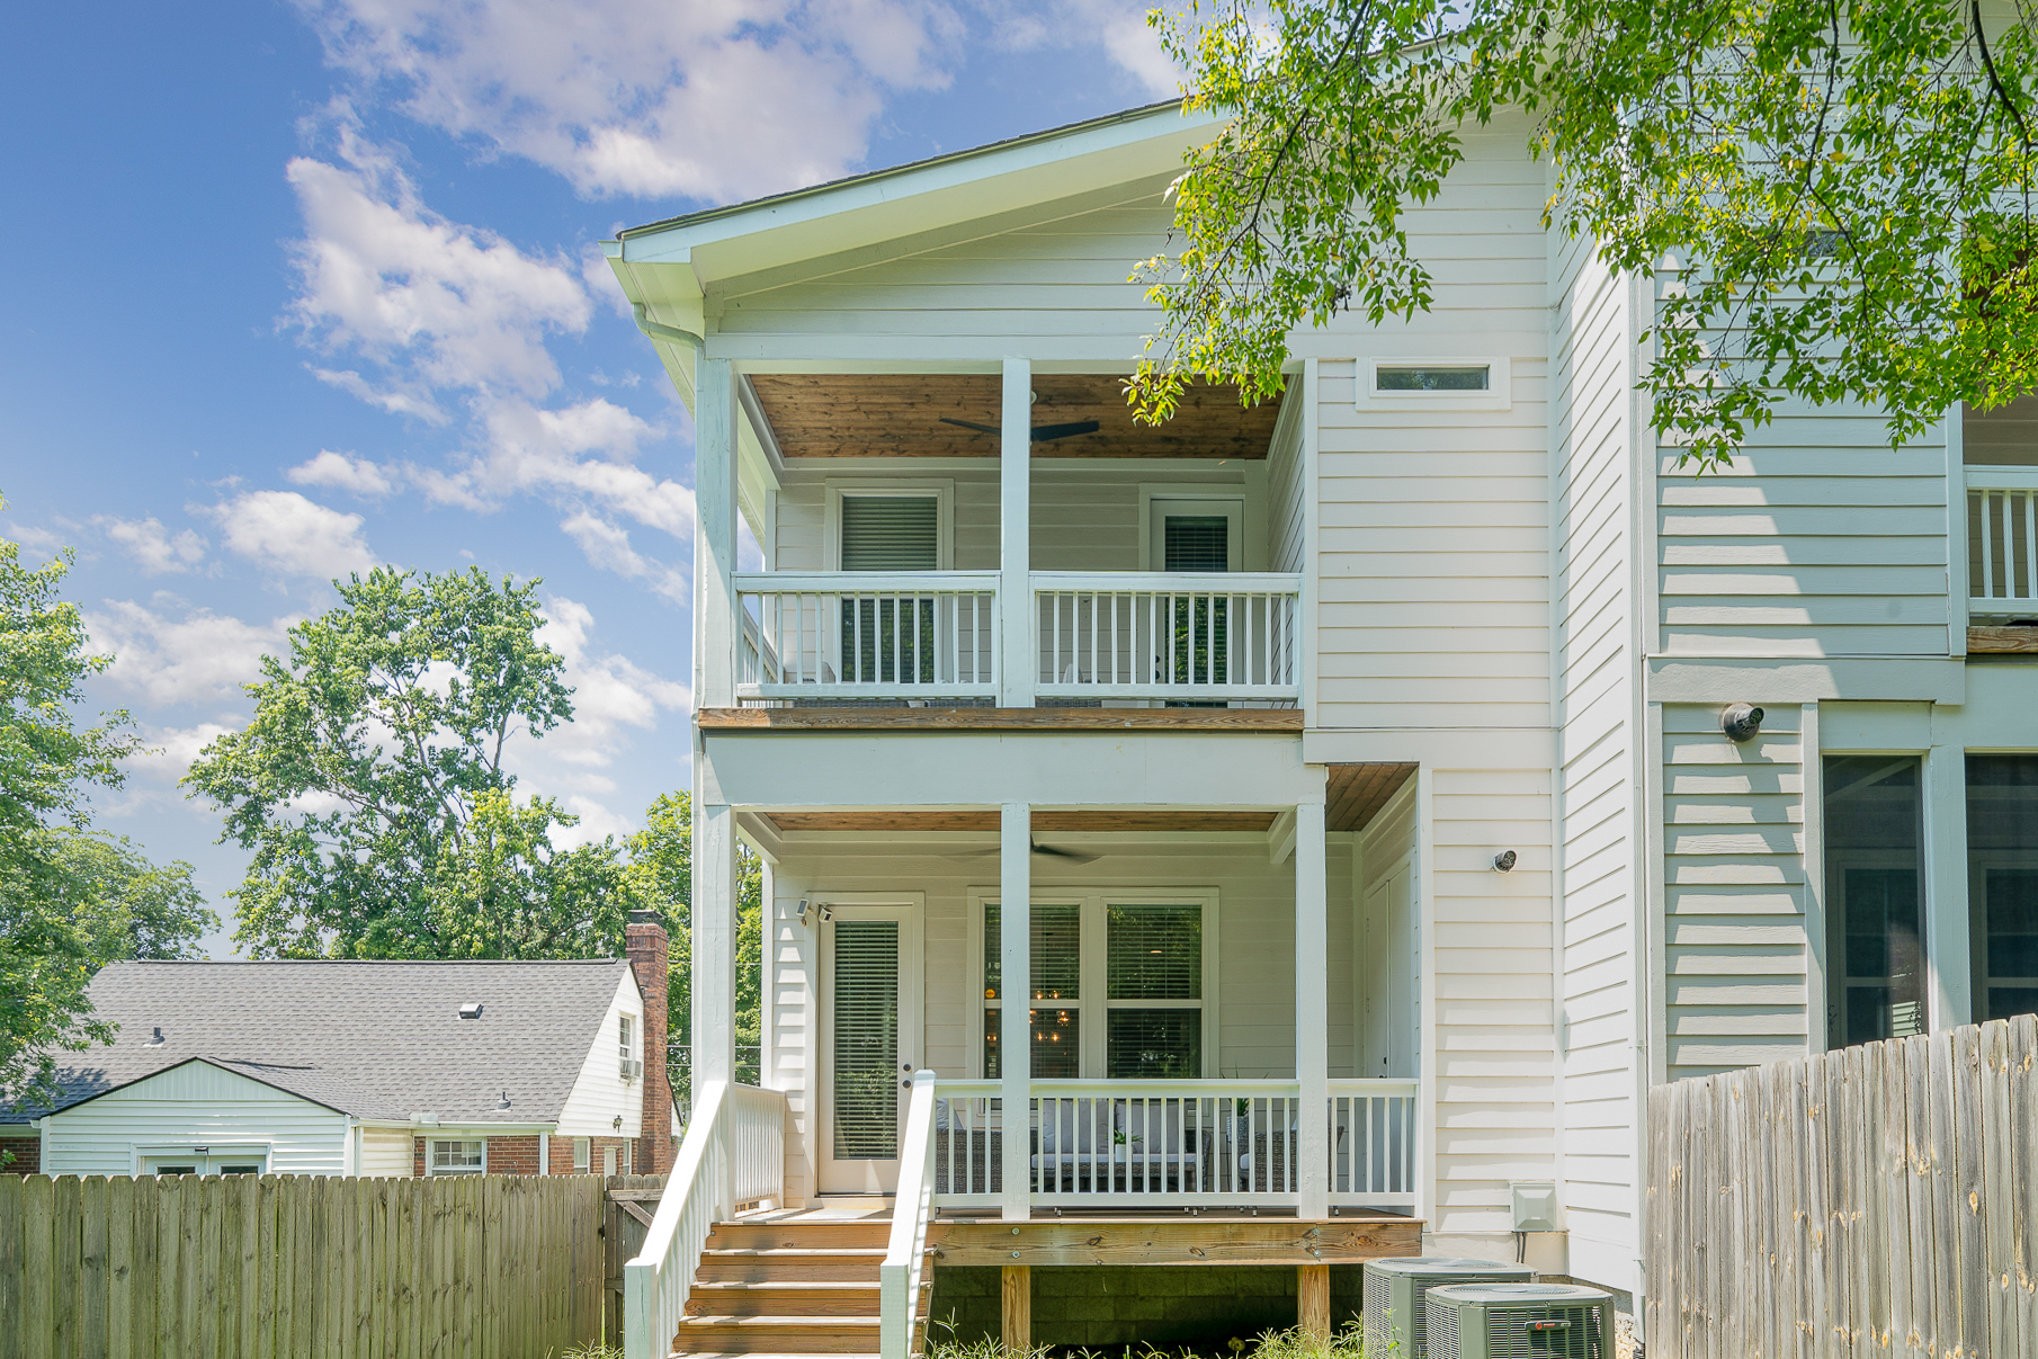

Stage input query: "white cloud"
[
  {"left": 295, "top": 0, "right": 969, "bottom": 202},
  {"left": 309, "top": 366, "right": 450, "bottom": 424},
  {"left": 208, "top": 489, "right": 379, "bottom": 581},
  {"left": 288, "top": 449, "right": 399, "bottom": 498},
  {"left": 128, "top": 719, "right": 240, "bottom": 784},
  {"left": 286, "top": 124, "right": 592, "bottom": 398},
  {"left": 559, "top": 511, "right": 689, "bottom": 604},
  {"left": 87, "top": 600, "right": 295, "bottom": 707},
  {"left": 97, "top": 515, "right": 207, "bottom": 575}
]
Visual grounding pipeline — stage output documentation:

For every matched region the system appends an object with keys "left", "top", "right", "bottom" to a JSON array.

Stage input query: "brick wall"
[
  {"left": 1, "top": 1135, "right": 39, "bottom": 1175},
  {"left": 545, "top": 1135, "right": 634, "bottom": 1176},
  {"left": 625, "top": 910, "right": 674, "bottom": 1175}
]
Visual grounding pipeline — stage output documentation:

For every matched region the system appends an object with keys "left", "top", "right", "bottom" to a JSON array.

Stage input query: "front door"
[{"left": 817, "top": 903, "right": 923, "bottom": 1194}]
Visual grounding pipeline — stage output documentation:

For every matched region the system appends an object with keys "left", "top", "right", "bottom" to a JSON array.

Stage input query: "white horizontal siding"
[
  {"left": 1661, "top": 703, "right": 1810, "bottom": 1080},
  {"left": 358, "top": 1125, "right": 414, "bottom": 1178},
  {"left": 764, "top": 833, "right": 1361, "bottom": 1204},
  {"left": 1429, "top": 767, "right": 1557, "bottom": 1242},
  {"left": 42, "top": 1061, "right": 351, "bottom": 1177},
  {"left": 554, "top": 971, "right": 644, "bottom": 1138},
  {"left": 1656, "top": 411, "right": 1951, "bottom": 657}
]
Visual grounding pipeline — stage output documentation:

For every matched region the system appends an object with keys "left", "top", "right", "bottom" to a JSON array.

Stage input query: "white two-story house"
[{"left": 604, "top": 98, "right": 2038, "bottom": 1359}]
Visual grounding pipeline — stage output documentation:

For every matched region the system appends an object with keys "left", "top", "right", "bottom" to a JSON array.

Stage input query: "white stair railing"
[
  {"left": 1969, "top": 468, "right": 2038, "bottom": 620},
  {"left": 624, "top": 1081, "right": 788, "bottom": 1359},
  {"left": 881, "top": 1070, "right": 939, "bottom": 1359}
]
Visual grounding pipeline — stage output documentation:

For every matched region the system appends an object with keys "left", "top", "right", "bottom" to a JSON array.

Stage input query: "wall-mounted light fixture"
[
  {"left": 1721, "top": 703, "right": 1765, "bottom": 743},
  {"left": 497, "top": 1090, "right": 512, "bottom": 1111},
  {"left": 612, "top": 1115, "right": 624, "bottom": 1132},
  {"left": 1492, "top": 850, "right": 1518, "bottom": 873}
]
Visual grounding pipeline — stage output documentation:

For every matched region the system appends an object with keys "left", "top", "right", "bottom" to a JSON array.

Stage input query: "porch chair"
[
  {"left": 1115, "top": 1098, "right": 1204, "bottom": 1191},
  {"left": 1029, "top": 1098, "right": 1114, "bottom": 1192}
]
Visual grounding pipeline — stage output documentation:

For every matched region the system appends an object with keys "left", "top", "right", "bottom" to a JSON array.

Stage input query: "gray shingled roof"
[{"left": 5, "top": 960, "right": 637, "bottom": 1125}]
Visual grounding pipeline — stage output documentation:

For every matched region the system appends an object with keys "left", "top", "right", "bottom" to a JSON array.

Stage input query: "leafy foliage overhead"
[{"left": 1135, "top": 0, "right": 2038, "bottom": 466}]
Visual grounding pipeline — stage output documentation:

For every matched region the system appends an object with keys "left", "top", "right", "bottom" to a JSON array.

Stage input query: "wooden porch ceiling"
[
  {"left": 761, "top": 810, "right": 1279, "bottom": 834},
  {"left": 1325, "top": 763, "right": 1417, "bottom": 833},
  {"left": 746, "top": 373, "right": 1281, "bottom": 459}
]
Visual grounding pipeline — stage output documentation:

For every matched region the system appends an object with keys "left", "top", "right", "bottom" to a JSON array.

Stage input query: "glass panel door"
[{"left": 818, "top": 904, "right": 922, "bottom": 1193}]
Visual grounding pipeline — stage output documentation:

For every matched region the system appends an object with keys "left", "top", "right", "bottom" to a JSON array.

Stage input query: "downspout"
[{"left": 632, "top": 304, "right": 705, "bottom": 352}]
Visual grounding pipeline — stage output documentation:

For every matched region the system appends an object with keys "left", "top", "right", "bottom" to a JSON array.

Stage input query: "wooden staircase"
[{"left": 672, "top": 1215, "right": 929, "bottom": 1358}]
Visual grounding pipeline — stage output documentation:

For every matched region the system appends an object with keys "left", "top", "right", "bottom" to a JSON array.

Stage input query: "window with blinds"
[
  {"left": 839, "top": 495, "right": 940, "bottom": 685},
  {"left": 1162, "top": 514, "right": 1231, "bottom": 688},
  {"left": 831, "top": 919, "right": 902, "bottom": 1159},
  {"left": 1163, "top": 516, "right": 1231, "bottom": 573},
  {"left": 981, "top": 897, "right": 1207, "bottom": 1079}
]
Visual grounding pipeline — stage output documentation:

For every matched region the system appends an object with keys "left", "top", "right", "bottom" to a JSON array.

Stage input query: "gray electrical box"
[{"left": 1510, "top": 1180, "right": 1560, "bottom": 1232}]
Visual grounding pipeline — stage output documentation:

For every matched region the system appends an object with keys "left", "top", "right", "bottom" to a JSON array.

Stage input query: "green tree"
[
  {"left": 1, "top": 502, "right": 208, "bottom": 1113},
  {"left": 1136, "top": 1, "right": 2038, "bottom": 466},
  {"left": 625, "top": 791, "right": 764, "bottom": 1100},
  {"left": 186, "top": 566, "right": 630, "bottom": 958}
]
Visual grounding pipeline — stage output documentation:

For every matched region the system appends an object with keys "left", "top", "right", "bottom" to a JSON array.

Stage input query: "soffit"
[{"left": 1325, "top": 764, "right": 1420, "bottom": 834}]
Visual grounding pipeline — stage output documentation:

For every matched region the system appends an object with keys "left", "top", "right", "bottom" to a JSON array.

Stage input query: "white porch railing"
[
  {"left": 1969, "top": 468, "right": 2038, "bottom": 621},
  {"left": 1033, "top": 572, "right": 1302, "bottom": 704},
  {"left": 624, "top": 1081, "right": 788, "bottom": 1359},
  {"left": 929, "top": 1077, "right": 1417, "bottom": 1212},
  {"left": 880, "top": 1070, "right": 938, "bottom": 1359},
  {"left": 734, "top": 571, "right": 1000, "bottom": 701}
]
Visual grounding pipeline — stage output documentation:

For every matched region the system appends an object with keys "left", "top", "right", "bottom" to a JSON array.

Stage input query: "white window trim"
[
  {"left": 133, "top": 1143, "right": 273, "bottom": 1176},
  {"left": 966, "top": 887, "right": 1221, "bottom": 1080},
  {"left": 824, "top": 481, "right": 956, "bottom": 572},
  {"left": 619, "top": 1012, "right": 639, "bottom": 1084},
  {"left": 426, "top": 1137, "right": 488, "bottom": 1175},
  {"left": 1356, "top": 356, "right": 1512, "bottom": 412}
]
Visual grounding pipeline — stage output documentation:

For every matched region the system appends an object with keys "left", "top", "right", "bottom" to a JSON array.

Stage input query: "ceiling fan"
[
  {"left": 943, "top": 838, "right": 1100, "bottom": 865},
  {"left": 939, "top": 416, "right": 1101, "bottom": 443}
]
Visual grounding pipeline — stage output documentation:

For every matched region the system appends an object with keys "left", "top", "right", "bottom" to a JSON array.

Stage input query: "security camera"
[
  {"left": 1492, "top": 850, "right": 1518, "bottom": 873},
  {"left": 1721, "top": 703, "right": 1765, "bottom": 743}
]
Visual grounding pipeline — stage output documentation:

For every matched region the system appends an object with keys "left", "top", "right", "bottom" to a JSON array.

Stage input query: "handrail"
[
  {"left": 625, "top": 1079, "right": 729, "bottom": 1359},
  {"left": 734, "top": 570, "right": 1001, "bottom": 592},
  {"left": 1030, "top": 569, "right": 1305, "bottom": 591},
  {"left": 881, "top": 1070, "right": 939, "bottom": 1359}
]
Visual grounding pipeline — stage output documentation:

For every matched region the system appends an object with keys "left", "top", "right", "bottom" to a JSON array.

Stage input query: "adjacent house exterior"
[
  {"left": 1, "top": 915, "right": 677, "bottom": 1180},
  {"left": 603, "top": 97, "right": 2038, "bottom": 1356}
]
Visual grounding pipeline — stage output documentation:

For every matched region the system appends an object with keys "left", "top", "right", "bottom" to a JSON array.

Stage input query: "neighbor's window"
[
  {"left": 1824, "top": 756, "right": 1928, "bottom": 1047},
  {"left": 1967, "top": 755, "right": 2038, "bottom": 1022},
  {"left": 573, "top": 1137, "right": 591, "bottom": 1173},
  {"left": 619, "top": 1014, "right": 636, "bottom": 1080},
  {"left": 1374, "top": 363, "right": 1490, "bottom": 393},
  {"left": 428, "top": 1139, "right": 486, "bottom": 1175}
]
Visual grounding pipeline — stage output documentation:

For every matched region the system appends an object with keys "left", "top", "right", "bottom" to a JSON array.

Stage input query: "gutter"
[{"left": 633, "top": 304, "right": 704, "bottom": 351}]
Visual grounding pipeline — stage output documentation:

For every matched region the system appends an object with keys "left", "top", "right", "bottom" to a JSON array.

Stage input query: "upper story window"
[
  {"left": 619, "top": 1014, "right": 638, "bottom": 1082},
  {"left": 838, "top": 493, "right": 941, "bottom": 572},
  {"left": 1359, "top": 358, "right": 1511, "bottom": 412},
  {"left": 428, "top": 1138, "right": 486, "bottom": 1175}
]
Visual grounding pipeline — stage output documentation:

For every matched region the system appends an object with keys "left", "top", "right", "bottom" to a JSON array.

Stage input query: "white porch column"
[
  {"left": 998, "top": 357, "right": 1033, "bottom": 707},
  {"left": 1924, "top": 743, "right": 1973, "bottom": 1031},
  {"left": 1000, "top": 801, "right": 1032, "bottom": 1221},
  {"left": 696, "top": 357, "right": 738, "bottom": 710},
  {"left": 693, "top": 800, "right": 739, "bottom": 1096},
  {"left": 1294, "top": 801, "right": 1330, "bottom": 1219}
]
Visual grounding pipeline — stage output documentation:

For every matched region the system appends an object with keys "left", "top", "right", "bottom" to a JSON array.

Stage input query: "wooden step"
[
  {"left": 686, "top": 1281, "right": 882, "bottom": 1318},
  {"left": 675, "top": 1314, "right": 882, "bottom": 1354},
  {"left": 696, "top": 1248, "right": 888, "bottom": 1283},
  {"left": 706, "top": 1220, "right": 891, "bottom": 1252}
]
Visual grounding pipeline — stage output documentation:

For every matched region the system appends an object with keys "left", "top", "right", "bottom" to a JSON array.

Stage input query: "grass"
[{"left": 928, "top": 1323, "right": 1373, "bottom": 1359}]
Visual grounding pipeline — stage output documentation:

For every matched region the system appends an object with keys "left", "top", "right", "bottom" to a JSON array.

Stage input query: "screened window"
[
  {"left": 1967, "top": 755, "right": 2038, "bottom": 1022},
  {"left": 1375, "top": 363, "right": 1490, "bottom": 392},
  {"left": 838, "top": 494, "right": 941, "bottom": 685},
  {"left": 1824, "top": 756, "right": 1928, "bottom": 1047},
  {"left": 428, "top": 1139, "right": 486, "bottom": 1175},
  {"left": 981, "top": 895, "right": 1210, "bottom": 1078}
]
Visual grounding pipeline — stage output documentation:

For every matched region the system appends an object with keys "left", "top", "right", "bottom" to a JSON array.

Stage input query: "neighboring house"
[
  {"left": 603, "top": 98, "right": 2038, "bottom": 1351},
  {"left": 1, "top": 914, "right": 676, "bottom": 1180}
]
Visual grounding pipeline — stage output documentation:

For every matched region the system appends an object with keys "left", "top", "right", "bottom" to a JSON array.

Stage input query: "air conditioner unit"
[
  {"left": 1362, "top": 1257, "right": 1535, "bottom": 1359},
  {"left": 620, "top": 1057, "right": 642, "bottom": 1084},
  {"left": 1424, "top": 1282, "right": 1615, "bottom": 1359}
]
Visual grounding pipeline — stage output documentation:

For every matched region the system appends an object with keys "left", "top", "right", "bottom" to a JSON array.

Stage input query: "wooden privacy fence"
[
  {"left": 0, "top": 1171, "right": 606, "bottom": 1359},
  {"left": 1646, "top": 1015, "right": 2038, "bottom": 1359}
]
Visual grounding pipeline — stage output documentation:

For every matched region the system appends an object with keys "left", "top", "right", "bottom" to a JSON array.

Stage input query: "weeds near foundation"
[
  {"left": 929, "top": 1323, "right": 1370, "bottom": 1359},
  {"left": 552, "top": 1344, "right": 622, "bottom": 1359}
]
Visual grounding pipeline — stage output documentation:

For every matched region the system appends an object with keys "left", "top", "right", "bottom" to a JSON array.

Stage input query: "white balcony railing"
[
  {"left": 1970, "top": 468, "right": 2038, "bottom": 621},
  {"left": 1034, "top": 572, "right": 1302, "bottom": 704},
  {"left": 928, "top": 1077, "right": 1416, "bottom": 1212},
  {"left": 734, "top": 572, "right": 1000, "bottom": 701}
]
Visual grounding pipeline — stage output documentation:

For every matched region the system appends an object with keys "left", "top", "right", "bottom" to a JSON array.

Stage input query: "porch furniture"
[
  {"left": 1029, "top": 1098, "right": 1115, "bottom": 1190},
  {"left": 1115, "top": 1098, "right": 1205, "bottom": 1190}
]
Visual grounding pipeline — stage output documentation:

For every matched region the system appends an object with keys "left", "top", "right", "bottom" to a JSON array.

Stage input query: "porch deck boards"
[{"left": 695, "top": 706, "right": 1305, "bottom": 731}]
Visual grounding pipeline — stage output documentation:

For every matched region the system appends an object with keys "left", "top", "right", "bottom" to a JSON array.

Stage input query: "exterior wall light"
[{"left": 1721, "top": 703, "right": 1765, "bottom": 743}]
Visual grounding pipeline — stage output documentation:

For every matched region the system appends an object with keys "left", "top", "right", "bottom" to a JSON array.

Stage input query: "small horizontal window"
[
  {"left": 1375, "top": 364, "right": 1491, "bottom": 392},
  {"left": 428, "top": 1138, "right": 486, "bottom": 1175}
]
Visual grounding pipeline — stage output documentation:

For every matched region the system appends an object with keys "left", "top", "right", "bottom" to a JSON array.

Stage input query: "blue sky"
[{"left": 1, "top": 0, "right": 1178, "bottom": 953}]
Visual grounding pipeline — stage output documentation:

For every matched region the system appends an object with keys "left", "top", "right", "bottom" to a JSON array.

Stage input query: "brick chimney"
[{"left": 624, "top": 910, "right": 674, "bottom": 1175}]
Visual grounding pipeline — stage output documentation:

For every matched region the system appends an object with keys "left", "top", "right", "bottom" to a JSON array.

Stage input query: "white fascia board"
[{"left": 610, "top": 102, "right": 1219, "bottom": 284}]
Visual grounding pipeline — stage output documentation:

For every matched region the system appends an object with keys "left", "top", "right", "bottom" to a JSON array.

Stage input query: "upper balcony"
[
  {"left": 705, "top": 369, "right": 1308, "bottom": 714},
  {"left": 1965, "top": 399, "right": 2038, "bottom": 645}
]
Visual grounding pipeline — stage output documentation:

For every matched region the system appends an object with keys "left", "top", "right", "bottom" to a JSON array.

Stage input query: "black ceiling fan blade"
[
  {"left": 1032, "top": 840, "right": 1100, "bottom": 864},
  {"left": 938, "top": 417, "right": 1001, "bottom": 435},
  {"left": 1030, "top": 420, "right": 1102, "bottom": 442}
]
